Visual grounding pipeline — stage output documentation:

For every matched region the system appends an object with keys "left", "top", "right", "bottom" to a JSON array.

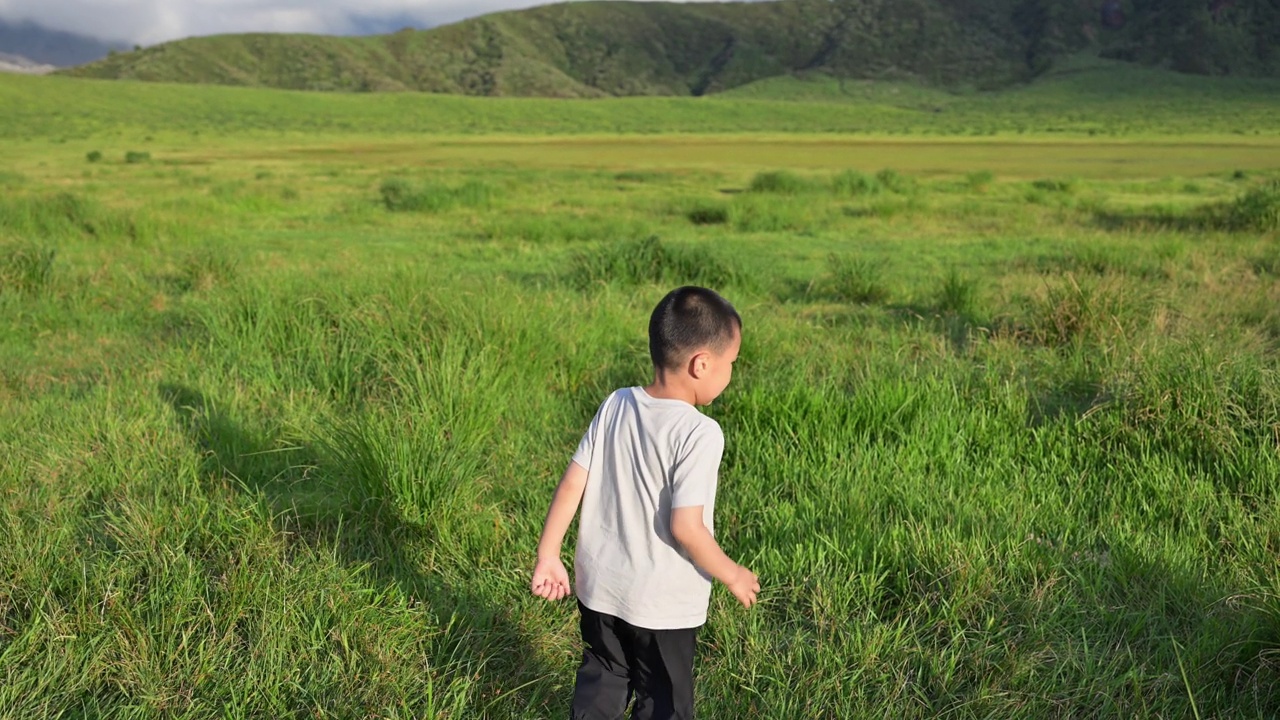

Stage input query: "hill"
[
  {"left": 8, "top": 56, "right": 1280, "bottom": 140},
  {"left": 57, "top": 0, "right": 1022, "bottom": 96},
  {"left": 0, "top": 19, "right": 126, "bottom": 67},
  {"left": 59, "top": 0, "right": 1278, "bottom": 97}
]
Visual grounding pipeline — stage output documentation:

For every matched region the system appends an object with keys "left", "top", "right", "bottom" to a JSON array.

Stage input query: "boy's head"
[{"left": 649, "top": 286, "right": 741, "bottom": 404}]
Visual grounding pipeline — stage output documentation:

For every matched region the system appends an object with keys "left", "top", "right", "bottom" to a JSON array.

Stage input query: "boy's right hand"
[
  {"left": 727, "top": 565, "right": 760, "bottom": 609},
  {"left": 531, "top": 556, "right": 572, "bottom": 601}
]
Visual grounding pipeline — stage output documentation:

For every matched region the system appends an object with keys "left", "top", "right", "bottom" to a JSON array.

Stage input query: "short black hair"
[{"left": 649, "top": 286, "right": 742, "bottom": 370}]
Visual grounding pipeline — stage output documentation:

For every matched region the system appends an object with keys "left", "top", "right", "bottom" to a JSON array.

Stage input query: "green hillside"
[
  {"left": 59, "top": 0, "right": 1280, "bottom": 97},
  {"left": 58, "top": 0, "right": 1021, "bottom": 96},
  {"left": 9, "top": 55, "right": 1280, "bottom": 141}
]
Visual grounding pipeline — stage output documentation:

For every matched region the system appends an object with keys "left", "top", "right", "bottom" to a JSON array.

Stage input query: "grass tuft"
[
  {"left": 831, "top": 170, "right": 880, "bottom": 197},
  {"left": 686, "top": 201, "right": 730, "bottom": 226},
  {"left": 1031, "top": 177, "right": 1078, "bottom": 194},
  {"left": 936, "top": 268, "right": 977, "bottom": 317},
  {"left": 875, "top": 169, "right": 916, "bottom": 194},
  {"left": 965, "top": 170, "right": 995, "bottom": 193},
  {"left": 567, "top": 235, "right": 742, "bottom": 290},
  {"left": 0, "top": 192, "right": 121, "bottom": 239},
  {"left": 1095, "top": 180, "right": 1280, "bottom": 234},
  {"left": 1021, "top": 275, "right": 1136, "bottom": 348},
  {"left": 1211, "top": 180, "right": 1280, "bottom": 232},
  {"left": 749, "top": 170, "right": 817, "bottom": 195},
  {"left": 172, "top": 248, "right": 239, "bottom": 293},
  {"left": 380, "top": 177, "right": 498, "bottom": 213},
  {"left": 827, "top": 254, "right": 889, "bottom": 304},
  {"left": 0, "top": 242, "right": 56, "bottom": 295},
  {"left": 731, "top": 195, "right": 829, "bottom": 233},
  {"left": 483, "top": 214, "right": 646, "bottom": 243}
]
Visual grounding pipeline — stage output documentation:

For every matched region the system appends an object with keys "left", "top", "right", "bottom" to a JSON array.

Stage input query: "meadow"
[{"left": 1, "top": 69, "right": 1279, "bottom": 718}]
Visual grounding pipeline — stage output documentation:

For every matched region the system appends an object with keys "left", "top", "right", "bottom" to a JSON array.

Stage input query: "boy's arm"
[
  {"left": 671, "top": 506, "right": 759, "bottom": 608},
  {"left": 531, "top": 461, "right": 588, "bottom": 601}
]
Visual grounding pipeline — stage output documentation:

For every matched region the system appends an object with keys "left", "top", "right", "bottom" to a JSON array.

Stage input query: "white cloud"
[{"left": 0, "top": 0, "right": 729, "bottom": 46}]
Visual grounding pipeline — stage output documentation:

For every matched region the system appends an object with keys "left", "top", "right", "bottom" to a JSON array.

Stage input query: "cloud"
[{"left": 0, "top": 0, "right": 728, "bottom": 46}]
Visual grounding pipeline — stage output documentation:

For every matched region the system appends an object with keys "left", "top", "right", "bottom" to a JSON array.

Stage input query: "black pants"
[{"left": 571, "top": 601, "right": 699, "bottom": 720}]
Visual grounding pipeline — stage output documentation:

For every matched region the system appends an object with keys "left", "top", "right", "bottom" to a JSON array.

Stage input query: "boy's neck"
[{"left": 644, "top": 369, "right": 696, "bottom": 406}]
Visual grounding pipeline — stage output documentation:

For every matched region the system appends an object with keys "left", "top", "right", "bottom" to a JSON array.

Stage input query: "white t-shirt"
[{"left": 571, "top": 386, "right": 724, "bottom": 630}]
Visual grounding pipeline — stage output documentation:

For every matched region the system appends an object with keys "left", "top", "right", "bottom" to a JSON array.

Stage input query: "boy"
[{"left": 531, "top": 286, "right": 759, "bottom": 720}]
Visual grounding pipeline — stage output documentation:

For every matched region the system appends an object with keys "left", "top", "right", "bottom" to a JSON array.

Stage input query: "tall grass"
[
  {"left": 1017, "top": 275, "right": 1141, "bottom": 349},
  {"left": 169, "top": 247, "right": 239, "bottom": 293},
  {"left": 380, "top": 177, "right": 499, "bottom": 213},
  {"left": 936, "top": 268, "right": 977, "bottom": 317},
  {"left": 827, "top": 254, "right": 889, "bottom": 304},
  {"left": 686, "top": 201, "right": 731, "bottom": 226},
  {"left": 749, "top": 171, "right": 817, "bottom": 195},
  {"left": 1092, "top": 180, "right": 1280, "bottom": 234},
  {"left": 1212, "top": 180, "right": 1280, "bottom": 232},
  {"left": 0, "top": 192, "right": 155, "bottom": 242},
  {"left": 567, "top": 235, "right": 744, "bottom": 290},
  {"left": 831, "top": 170, "right": 880, "bottom": 197},
  {"left": 731, "top": 195, "right": 832, "bottom": 233},
  {"left": 0, "top": 242, "right": 56, "bottom": 295},
  {"left": 2, "top": 135, "right": 1279, "bottom": 719},
  {"left": 484, "top": 213, "right": 648, "bottom": 243},
  {"left": 964, "top": 170, "right": 995, "bottom": 193},
  {"left": 875, "top": 169, "right": 916, "bottom": 194}
]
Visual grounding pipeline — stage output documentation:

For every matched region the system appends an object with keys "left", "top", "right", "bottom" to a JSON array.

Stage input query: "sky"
[{"left": 0, "top": 0, "right": 729, "bottom": 46}]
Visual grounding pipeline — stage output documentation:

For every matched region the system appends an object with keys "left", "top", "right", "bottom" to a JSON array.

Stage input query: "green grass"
[
  {"left": 1, "top": 84, "right": 1279, "bottom": 719},
  {"left": 0, "top": 242, "right": 56, "bottom": 296},
  {"left": 379, "top": 177, "right": 499, "bottom": 213},
  {"left": 7, "top": 60, "right": 1280, "bottom": 142},
  {"left": 567, "top": 235, "right": 744, "bottom": 291}
]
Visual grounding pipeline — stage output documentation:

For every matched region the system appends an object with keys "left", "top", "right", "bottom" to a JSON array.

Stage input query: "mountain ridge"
[
  {"left": 0, "top": 18, "right": 127, "bottom": 67},
  {"left": 57, "top": 0, "right": 1280, "bottom": 97}
]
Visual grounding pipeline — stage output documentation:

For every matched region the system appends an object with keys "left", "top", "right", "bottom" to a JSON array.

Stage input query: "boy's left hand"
[{"left": 531, "top": 556, "right": 572, "bottom": 601}]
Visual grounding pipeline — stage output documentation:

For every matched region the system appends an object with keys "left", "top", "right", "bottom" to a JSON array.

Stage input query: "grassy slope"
[
  {"left": 57, "top": 2, "right": 772, "bottom": 96},
  {"left": 10, "top": 58, "right": 1280, "bottom": 142},
  {"left": 55, "top": 0, "right": 1031, "bottom": 96},
  {"left": 55, "top": 0, "right": 1280, "bottom": 98}
]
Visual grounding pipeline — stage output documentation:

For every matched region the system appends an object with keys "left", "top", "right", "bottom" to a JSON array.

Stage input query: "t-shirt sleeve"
[
  {"left": 571, "top": 398, "right": 605, "bottom": 470},
  {"left": 670, "top": 421, "right": 724, "bottom": 509}
]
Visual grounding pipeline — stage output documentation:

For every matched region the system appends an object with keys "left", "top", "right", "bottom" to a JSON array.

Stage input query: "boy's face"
[{"left": 693, "top": 327, "right": 740, "bottom": 405}]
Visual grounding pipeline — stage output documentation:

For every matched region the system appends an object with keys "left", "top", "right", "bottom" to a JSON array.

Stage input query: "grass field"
[
  {"left": 8, "top": 56, "right": 1280, "bottom": 141},
  {"left": 1, "top": 72, "right": 1279, "bottom": 718}
]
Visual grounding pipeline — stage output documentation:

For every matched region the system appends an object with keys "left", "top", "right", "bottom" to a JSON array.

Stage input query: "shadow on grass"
[
  {"left": 1092, "top": 182, "right": 1279, "bottom": 235},
  {"left": 158, "top": 383, "right": 558, "bottom": 716},
  {"left": 1091, "top": 207, "right": 1204, "bottom": 233},
  {"left": 1026, "top": 376, "right": 1112, "bottom": 428},
  {"left": 998, "top": 536, "right": 1280, "bottom": 716},
  {"left": 775, "top": 279, "right": 989, "bottom": 355},
  {"left": 719, "top": 518, "right": 1279, "bottom": 716}
]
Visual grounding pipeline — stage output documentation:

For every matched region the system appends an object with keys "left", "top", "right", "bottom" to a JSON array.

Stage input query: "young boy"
[{"left": 531, "top": 286, "right": 759, "bottom": 720}]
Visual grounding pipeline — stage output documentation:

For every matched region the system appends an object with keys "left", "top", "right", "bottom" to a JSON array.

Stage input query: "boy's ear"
[{"left": 688, "top": 350, "right": 710, "bottom": 379}]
